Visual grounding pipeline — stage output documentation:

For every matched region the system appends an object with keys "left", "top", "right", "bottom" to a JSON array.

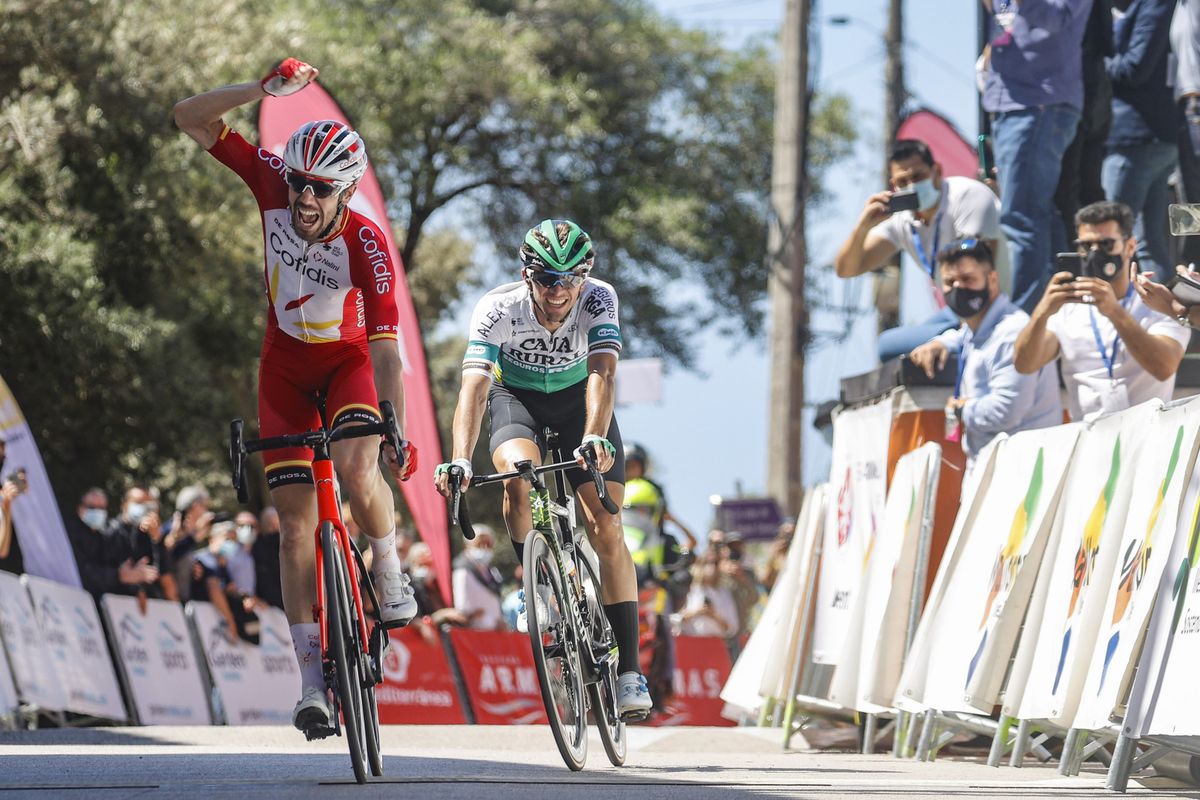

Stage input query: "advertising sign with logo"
[
  {"left": 448, "top": 629, "right": 547, "bottom": 725},
  {"left": 101, "top": 594, "right": 212, "bottom": 725},
  {"left": 813, "top": 398, "right": 894, "bottom": 664},
  {"left": 188, "top": 601, "right": 300, "bottom": 725},
  {"left": 0, "top": 571, "right": 63, "bottom": 711},
  {"left": 376, "top": 626, "right": 467, "bottom": 724},
  {"left": 24, "top": 575, "right": 126, "bottom": 720},
  {"left": 651, "top": 635, "right": 735, "bottom": 727},
  {"left": 713, "top": 498, "right": 784, "bottom": 541}
]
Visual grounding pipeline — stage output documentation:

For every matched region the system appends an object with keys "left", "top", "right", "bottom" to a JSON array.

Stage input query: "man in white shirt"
[
  {"left": 451, "top": 525, "right": 505, "bottom": 630},
  {"left": 835, "top": 138, "right": 1005, "bottom": 362},
  {"left": 1014, "top": 201, "right": 1189, "bottom": 420}
]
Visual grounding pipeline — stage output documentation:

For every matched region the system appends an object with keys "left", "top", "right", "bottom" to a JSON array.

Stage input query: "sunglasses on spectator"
[
  {"left": 1073, "top": 237, "right": 1125, "bottom": 254},
  {"left": 285, "top": 171, "right": 344, "bottom": 198},
  {"left": 528, "top": 270, "right": 587, "bottom": 289}
]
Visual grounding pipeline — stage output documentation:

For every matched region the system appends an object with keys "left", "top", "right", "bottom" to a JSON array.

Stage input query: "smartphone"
[
  {"left": 1055, "top": 252, "right": 1082, "bottom": 279},
  {"left": 1169, "top": 273, "right": 1200, "bottom": 307},
  {"left": 4, "top": 469, "right": 27, "bottom": 494},
  {"left": 977, "top": 134, "right": 995, "bottom": 181},
  {"left": 1169, "top": 203, "right": 1200, "bottom": 236},
  {"left": 887, "top": 189, "right": 919, "bottom": 214}
]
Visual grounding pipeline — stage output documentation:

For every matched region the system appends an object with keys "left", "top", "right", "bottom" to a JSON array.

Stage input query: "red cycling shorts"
[{"left": 258, "top": 329, "right": 381, "bottom": 489}]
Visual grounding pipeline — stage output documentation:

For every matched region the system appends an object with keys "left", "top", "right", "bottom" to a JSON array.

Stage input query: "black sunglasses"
[
  {"left": 286, "top": 171, "right": 341, "bottom": 198},
  {"left": 528, "top": 270, "right": 586, "bottom": 289},
  {"left": 1073, "top": 237, "right": 1124, "bottom": 254}
]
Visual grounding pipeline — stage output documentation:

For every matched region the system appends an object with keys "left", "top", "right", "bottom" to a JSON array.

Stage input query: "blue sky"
[{"left": 619, "top": 0, "right": 981, "bottom": 532}]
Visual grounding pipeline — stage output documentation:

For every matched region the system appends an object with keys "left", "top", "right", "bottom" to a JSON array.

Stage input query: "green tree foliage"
[{"left": 0, "top": 0, "right": 855, "bottom": 520}]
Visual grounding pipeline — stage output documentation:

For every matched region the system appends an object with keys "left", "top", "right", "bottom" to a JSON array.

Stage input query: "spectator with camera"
[
  {"left": 165, "top": 484, "right": 213, "bottom": 602},
  {"left": 910, "top": 239, "right": 1062, "bottom": 469},
  {"left": 835, "top": 138, "right": 1004, "bottom": 362},
  {"left": 1014, "top": 201, "right": 1189, "bottom": 420},
  {"left": 106, "top": 486, "right": 174, "bottom": 600}
]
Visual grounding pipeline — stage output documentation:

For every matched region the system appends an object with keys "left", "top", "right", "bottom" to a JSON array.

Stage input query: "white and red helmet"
[{"left": 283, "top": 120, "right": 368, "bottom": 186}]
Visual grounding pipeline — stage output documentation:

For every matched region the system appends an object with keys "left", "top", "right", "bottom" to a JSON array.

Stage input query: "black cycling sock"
[
  {"left": 511, "top": 536, "right": 525, "bottom": 566},
  {"left": 603, "top": 601, "right": 641, "bottom": 675}
]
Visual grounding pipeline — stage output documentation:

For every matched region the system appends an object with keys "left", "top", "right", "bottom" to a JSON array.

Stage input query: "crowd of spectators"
[{"left": 839, "top": 1, "right": 1200, "bottom": 465}]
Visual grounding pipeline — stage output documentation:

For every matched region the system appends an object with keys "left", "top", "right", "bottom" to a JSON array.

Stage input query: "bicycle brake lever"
[
  {"left": 447, "top": 466, "right": 476, "bottom": 540},
  {"left": 581, "top": 446, "right": 619, "bottom": 515}
]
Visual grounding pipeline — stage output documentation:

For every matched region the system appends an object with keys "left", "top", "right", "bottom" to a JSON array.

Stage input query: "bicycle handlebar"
[
  {"left": 446, "top": 445, "right": 619, "bottom": 540},
  {"left": 229, "top": 401, "right": 406, "bottom": 504}
]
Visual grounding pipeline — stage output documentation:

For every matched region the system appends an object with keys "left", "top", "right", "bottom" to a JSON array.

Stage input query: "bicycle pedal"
[
  {"left": 303, "top": 723, "right": 337, "bottom": 741},
  {"left": 619, "top": 708, "right": 651, "bottom": 723},
  {"left": 379, "top": 615, "right": 415, "bottom": 631}
]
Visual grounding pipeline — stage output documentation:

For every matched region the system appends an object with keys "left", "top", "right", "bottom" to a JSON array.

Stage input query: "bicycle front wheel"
[
  {"left": 579, "top": 553, "right": 626, "bottom": 766},
  {"left": 322, "top": 522, "right": 368, "bottom": 784},
  {"left": 523, "top": 530, "right": 588, "bottom": 771},
  {"left": 352, "top": 546, "right": 384, "bottom": 777}
]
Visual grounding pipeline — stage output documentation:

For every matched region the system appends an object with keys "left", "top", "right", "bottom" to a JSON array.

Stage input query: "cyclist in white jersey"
[{"left": 434, "top": 219, "right": 652, "bottom": 718}]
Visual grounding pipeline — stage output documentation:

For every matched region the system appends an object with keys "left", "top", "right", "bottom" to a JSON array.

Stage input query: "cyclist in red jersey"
[{"left": 175, "top": 58, "right": 419, "bottom": 737}]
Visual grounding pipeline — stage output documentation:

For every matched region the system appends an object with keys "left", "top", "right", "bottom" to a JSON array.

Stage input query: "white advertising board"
[
  {"left": 1017, "top": 403, "right": 1155, "bottom": 726},
  {"left": 813, "top": 397, "right": 893, "bottom": 664},
  {"left": 101, "top": 594, "right": 212, "bottom": 725},
  {"left": 24, "top": 575, "right": 126, "bottom": 720},
  {"left": 188, "top": 601, "right": 300, "bottom": 725},
  {"left": 0, "top": 571, "right": 64, "bottom": 711},
  {"left": 921, "top": 425, "right": 1080, "bottom": 714}
]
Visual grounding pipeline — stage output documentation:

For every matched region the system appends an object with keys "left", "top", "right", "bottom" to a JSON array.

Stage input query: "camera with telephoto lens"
[{"left": 5, "top": 469, "right": 27, "bottom": 494}]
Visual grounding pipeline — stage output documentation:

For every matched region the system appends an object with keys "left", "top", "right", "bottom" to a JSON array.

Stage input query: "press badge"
[{"left": 1099, "top": 382, "right": 1130, "bottom": 416}]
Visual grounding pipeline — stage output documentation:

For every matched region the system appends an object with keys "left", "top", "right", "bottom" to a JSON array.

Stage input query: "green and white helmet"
[{"left": 519, "top": 219, "right": 595, "bottom": 273}]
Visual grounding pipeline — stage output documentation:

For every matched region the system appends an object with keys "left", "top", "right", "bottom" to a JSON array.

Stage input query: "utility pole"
[
  {"left": 766, "top": 0, "right": 810, "bottom": 517},
  {"left": 876, "top": 0, "right": 906, "bottom": 334}
]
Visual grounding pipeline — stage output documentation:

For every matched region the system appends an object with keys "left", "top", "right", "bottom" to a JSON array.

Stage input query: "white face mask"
[
  {"left": 469, "top": 549, "right": 494, "bottom": 568},
  {"left": 82, "top": 508, "right": 107, "bottom": 531},
  {"left": 412, "top": 566, "right": 430, "bottom": 581},
  {"left": 236, "top": 525, "right": 257, "bottom": 546},
  {"left": 912, "top": 177, "right": 940, "bottom": 212},
  {"left": 126, "top": 503, "right": 148, "bottom": 522}
]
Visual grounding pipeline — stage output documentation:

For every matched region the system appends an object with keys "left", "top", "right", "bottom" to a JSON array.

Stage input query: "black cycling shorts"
[{"left": 487, "top": 379, "right": 625, "bottom": 489}]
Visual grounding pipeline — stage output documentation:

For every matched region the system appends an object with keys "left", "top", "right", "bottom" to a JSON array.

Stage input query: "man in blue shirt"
[
  {"left": 909, "top": 239, "right": 1062, "bottom": 470},
  {"left": 983, "top": 0, "right": 1094, "bottom": 313}
]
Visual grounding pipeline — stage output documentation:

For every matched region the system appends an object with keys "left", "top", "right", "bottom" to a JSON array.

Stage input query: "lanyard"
[
  {"left": 954, "top": 338, "right": 971, "bottom": 399},
  {"left": 1088, "top": 284, "right": 1135, "bottom": 381},
  {"left": 908, "top": 201, "right": 947, "bottom": 280}
]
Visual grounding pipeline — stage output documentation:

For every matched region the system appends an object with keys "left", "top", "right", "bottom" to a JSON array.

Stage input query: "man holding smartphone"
[
  {"left": 1014, "top": 201, "right": 1188, "bottom": 420},
  {"left": 835, "top": 139, "right": 1004, "bottom": 362}
]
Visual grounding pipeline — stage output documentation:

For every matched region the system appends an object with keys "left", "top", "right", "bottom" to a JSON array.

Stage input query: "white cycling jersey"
[{"left": 462, "top": 279, "right": 623, "bottom": 393}]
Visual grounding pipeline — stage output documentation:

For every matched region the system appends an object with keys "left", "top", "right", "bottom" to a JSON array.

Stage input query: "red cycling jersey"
[{"left": 208, "top": 125, "right": 401, "bottom": 486}]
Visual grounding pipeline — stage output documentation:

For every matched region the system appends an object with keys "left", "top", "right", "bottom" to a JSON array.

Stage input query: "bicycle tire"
[
  {"left": 322, "top": 522, "right": 368, "bottom": 784},
  {"left": 578, "top": 553, "right": 626, "bottom": 766},
  {"left": 351, "top": 546, "right": 384, "bottom": 777},
  {"left": 523, "top": 530, "right": 588, "bottom": 771}
]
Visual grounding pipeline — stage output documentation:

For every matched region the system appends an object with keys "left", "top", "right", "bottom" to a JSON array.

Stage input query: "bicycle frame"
[{"left": 311, "top": 452, "right": 371, "bottom": 661}]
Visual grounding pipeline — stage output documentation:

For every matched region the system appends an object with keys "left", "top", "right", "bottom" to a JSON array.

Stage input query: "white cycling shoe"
[
  {"left": 374, "top": 570, "right": 418, "bottom": 627},
  {"left": 515, "top": 585, "right": 553, "bottom": 634},
  {"left": 616, "top": 671, "right": 653, "bottom": 721},
  {"left": 293, "top": 685, "right": 335, "bottom": 739}
]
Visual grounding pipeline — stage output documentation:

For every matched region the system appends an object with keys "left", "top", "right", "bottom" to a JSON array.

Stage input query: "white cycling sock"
[
  {"left": 290, "top": 623, "right": 323, "bottom": 692},
  {"left": 368, "top": 527, "right": 401, "bottom": 573}
]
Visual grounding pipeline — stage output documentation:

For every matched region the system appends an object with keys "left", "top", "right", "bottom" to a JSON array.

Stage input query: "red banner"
[
  {"left": 376, "top": 626, "right": 466, "bottom": 724},
  {"left": 448, "top": 629, "right": 548, "bottom": 725},
  {"left": 258, "top": 88, "right": 451, "bottom": 605},
  {"left": 895, "top": 108, "right": 978, "bottom": 179},
  {"left": 650, "top": 636, "right": 736, "bottom": 727}
]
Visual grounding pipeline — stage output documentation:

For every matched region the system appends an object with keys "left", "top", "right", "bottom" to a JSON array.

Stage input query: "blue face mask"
[
  {"left": 912, "top": 177, "right": 940, "bottom": 212},
  {"left": 82, "top": 508, "right": 107, "bottom": 531},
  {"left": 219, "top": 540, "right": 240, "bottom": 560}
]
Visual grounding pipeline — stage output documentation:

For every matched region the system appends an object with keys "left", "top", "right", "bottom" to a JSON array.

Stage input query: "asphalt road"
[{"left": 0, "top": 725, "right": 1196, "bottom": 799}]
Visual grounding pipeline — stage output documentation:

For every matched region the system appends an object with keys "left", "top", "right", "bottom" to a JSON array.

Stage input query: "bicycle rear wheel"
[
  {"left": 523, "top": 530, "right": 588, "bottom": 771},
  {"left": 578, "top": 552, "right": 626, "bottom": 766},
  {"left": 322, "top": 522, "right": 368, "bottom": 784}
]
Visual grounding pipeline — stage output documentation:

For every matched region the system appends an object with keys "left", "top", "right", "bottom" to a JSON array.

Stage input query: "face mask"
[
  {"left": 219, "top": 540, "right": 240, "bottom": 560},
  {"left": 82, "top": 508, "right": 107, "bottom": 530},
  {"left": 126, "top": 503, "right": 148, "bottom": 522},
  {"left": 236, "top": 525, "right": 256, "bottom": 546},
  {"left": 912, "top": 177, "right": 940, "bottom": 212},
  {"left": 1084, "top": 248, "right": 1123, "bottom": 281},
  {"left": 944, "top": 286, "right": 991, "bottom": 319},
  {"left": 412, "top": 566, "right": 430, "bottom": 581},
  {"left": 469, "top": 549, "right": 494, "bottom": 568}
]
